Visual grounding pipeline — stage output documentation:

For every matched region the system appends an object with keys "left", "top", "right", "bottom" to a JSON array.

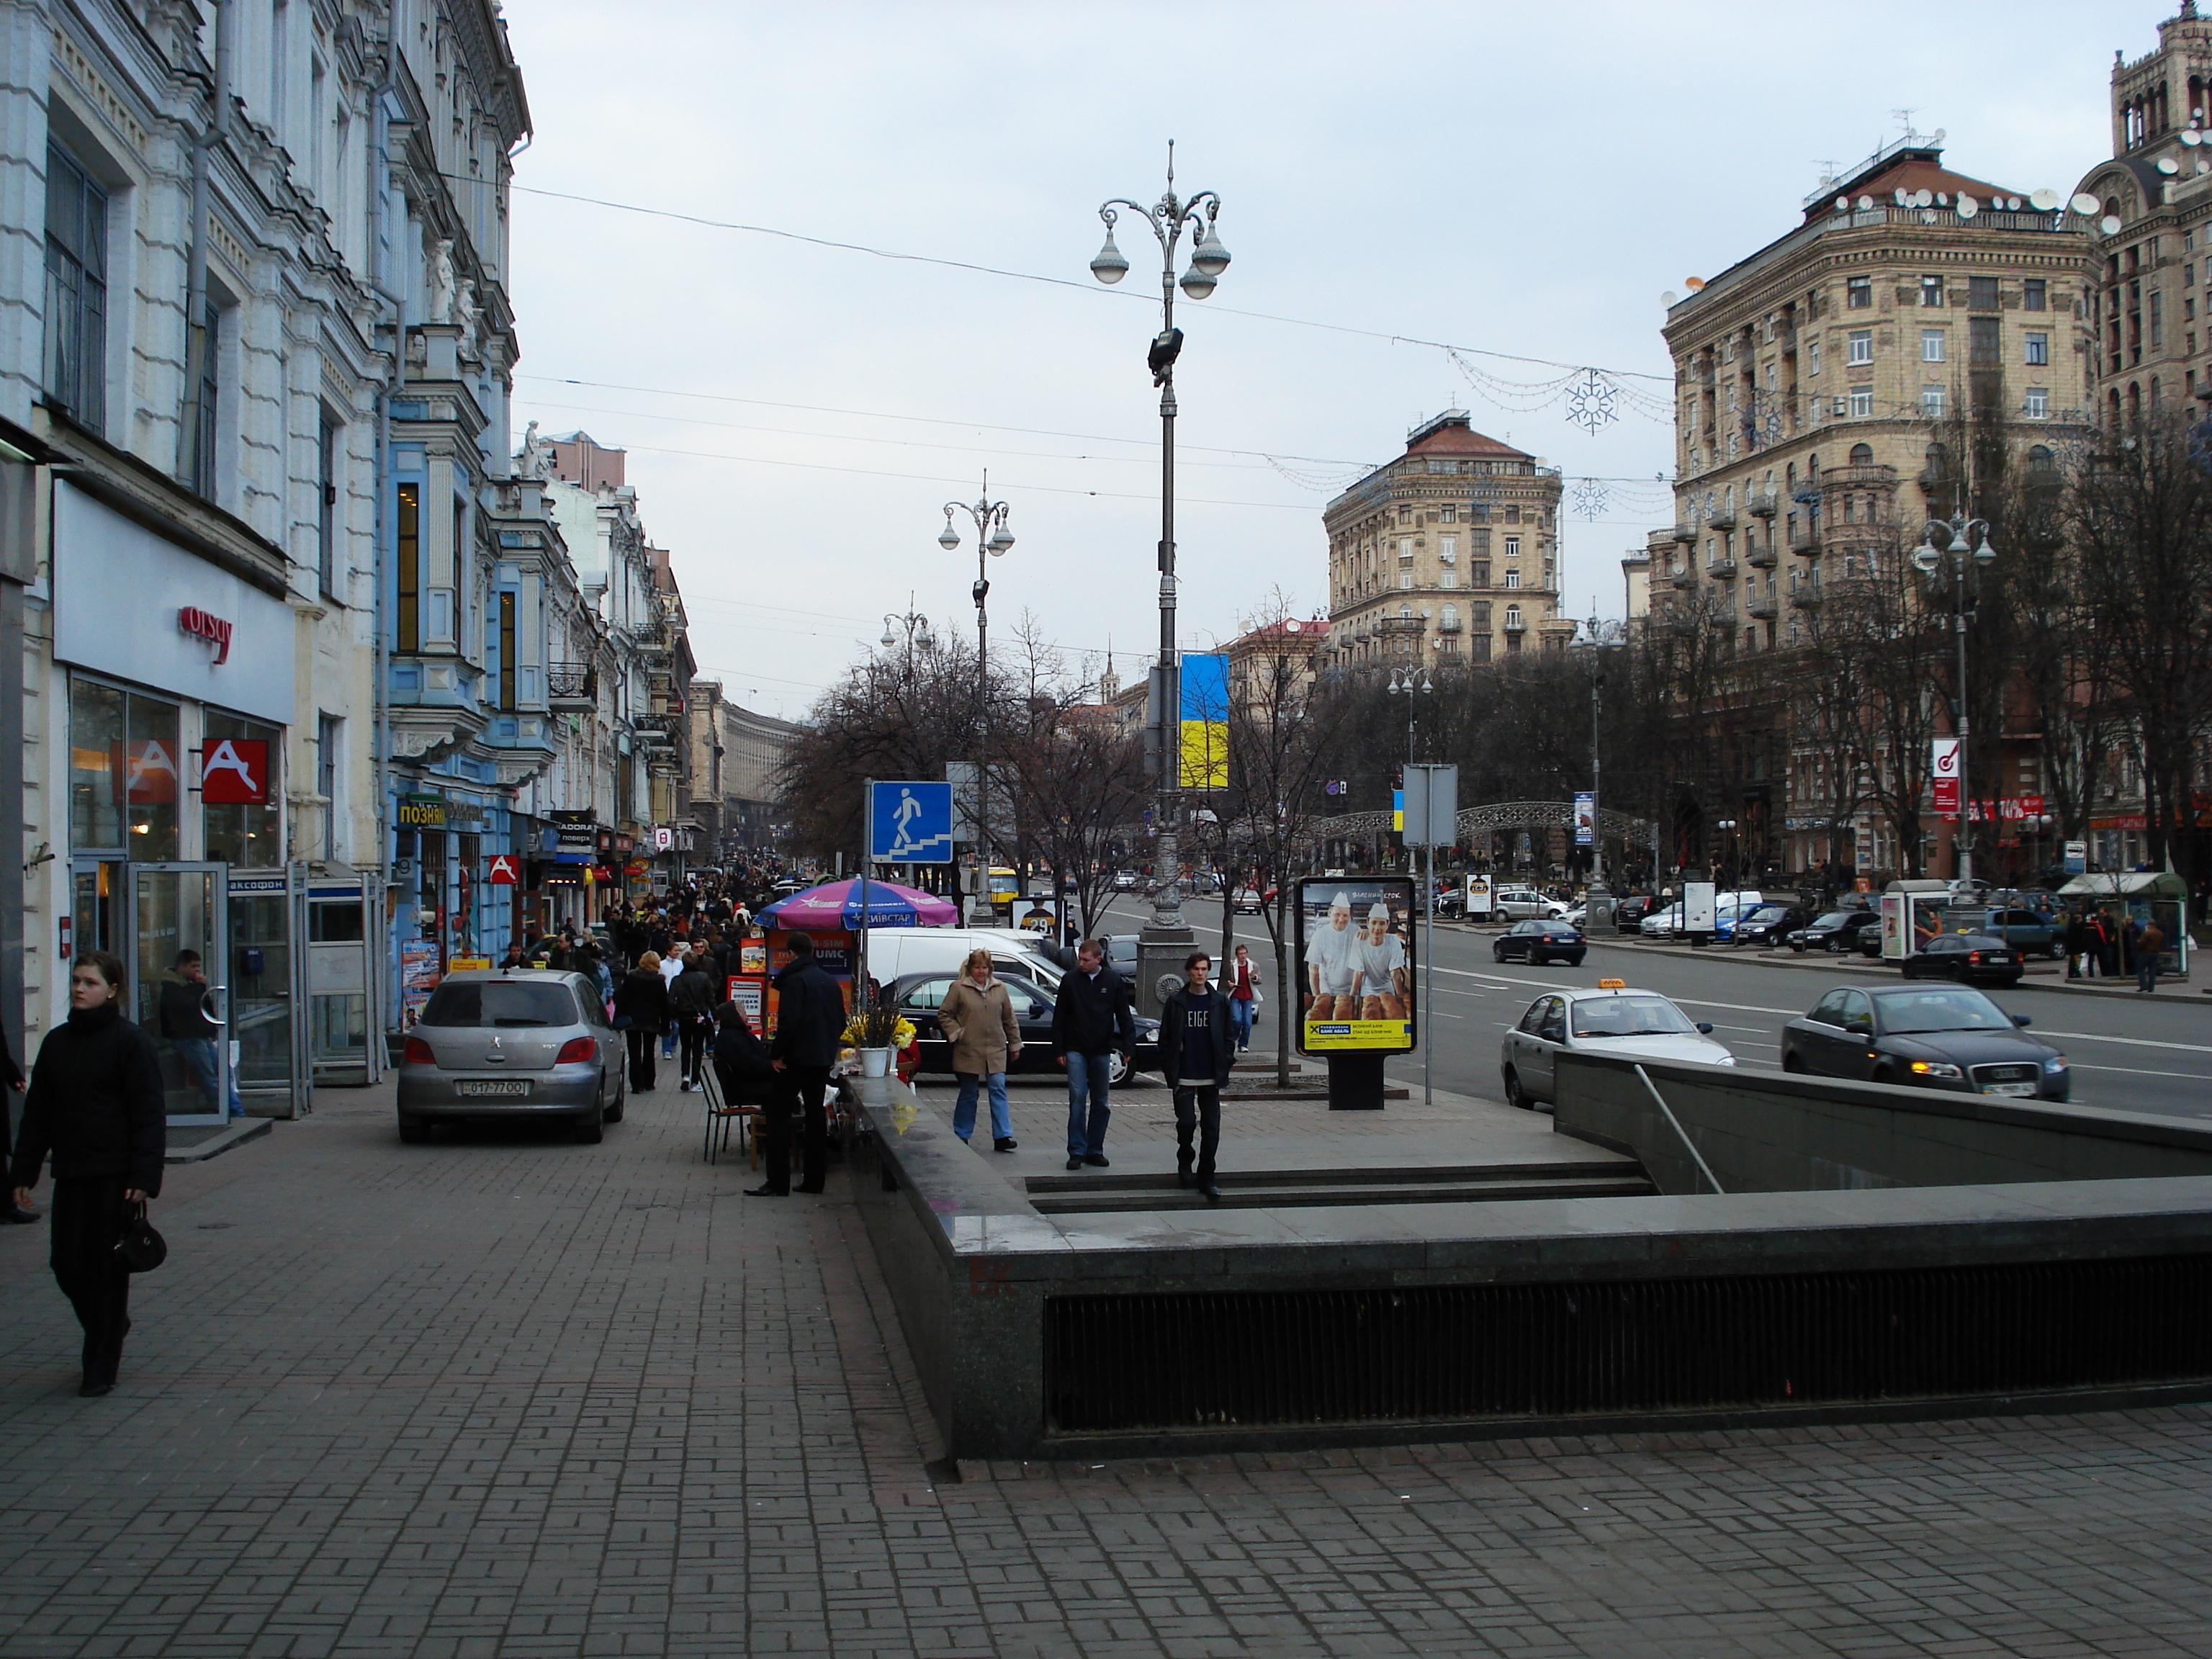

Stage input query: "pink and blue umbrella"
[{"left": 756, "top": 877, "right": 959, "bottom": 931}]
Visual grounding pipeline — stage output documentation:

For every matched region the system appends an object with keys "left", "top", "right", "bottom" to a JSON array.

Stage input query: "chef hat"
[
  {"left": 1367, "top": 902, "right": 1390, "bottom": 920},
  {"left": 1330, "top": 891, "right": 1351, "bottom": 909}
]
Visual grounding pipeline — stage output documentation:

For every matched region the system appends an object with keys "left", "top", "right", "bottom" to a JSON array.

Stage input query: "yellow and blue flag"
[{"left": 1179, "top": 653, "right": 1229, "bottom": 791}]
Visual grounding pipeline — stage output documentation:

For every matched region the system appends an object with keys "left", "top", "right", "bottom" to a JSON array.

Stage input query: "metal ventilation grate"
[{"left": 1045, "top": 1256, "right": 2212, "bottom": 1434}]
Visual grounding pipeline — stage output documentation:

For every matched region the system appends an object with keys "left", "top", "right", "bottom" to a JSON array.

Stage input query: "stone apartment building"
[
  {"left": 1322, "top": 411, "right": 1575, "bottom": 673},
  {"left": 1646, "top": 128, "right": 2096, "bottom": 874}
]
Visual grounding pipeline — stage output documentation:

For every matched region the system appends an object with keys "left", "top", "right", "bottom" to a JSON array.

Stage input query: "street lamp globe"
[
  {"left": 1974, "top": 534, "right": 1997, "bottom": 565},
  {"left": 987, "top": 518, "right": 1015, "bottom": 555},
  {"left": 1178, "top": 265, "right": 1218, "bottom": 300},
  {"left": 1190, "top": 225, "right": 1231, "bottom": 277},
  {"left": 938, "top": 517, "right": 961, "bottom": 551},
  {"left": 1089, "top": 227, "right": 1129, "bottom": 284}
]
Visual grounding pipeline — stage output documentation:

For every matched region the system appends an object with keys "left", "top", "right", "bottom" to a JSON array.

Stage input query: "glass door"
[
  {"left": 71, "top": 857, "right": 126, "bottom": 961},
  {"left": 130, "top": 863, "right": 230, "bottom": 1125}
]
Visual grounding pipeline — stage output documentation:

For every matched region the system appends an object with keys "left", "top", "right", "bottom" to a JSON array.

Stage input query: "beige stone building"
[
  {"left": 1649, "top": 133, "right": 2095, "bottom": 659},
  {"left": 1322, "top": 412, "right": 1574, "bottom": 672},
  {"left": 2074, "top": 3, "right": 2212, "bottom": 423}
]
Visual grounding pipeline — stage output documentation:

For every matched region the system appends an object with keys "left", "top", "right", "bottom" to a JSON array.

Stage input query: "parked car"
[
  {"left": 1101, "top": 935, "right": 1141, "bottom": 975},
  {"left": 1786, "top": 909, "right": 1879, "bottom": 953},
  {"left": 1720, "top": 904, "right": 1809, "bottom": 947},
  {"left": 397, "top": 970, "right": 625, "bottom": 1144},
  {"left": 863, "top": 928, "right": 1064, "bottom": 993},
  {"left": 1641, "top": 891, "right": 1768, "bottom": 938},
  {"left": 1853, "top": 920, "right": 1887, "bottom": 958},
  {"left": 1901, "top": 932, "right": 2025, "bottom": 986},
  {"left": 1231, "top": 887, "right": 1265, "bottom": 914},
  {"left": 1498, "top": 981, "right": 1735, "bottom": 1110},
  {"left": 1493, "top": 886, "right": 1571, "bottom": 922},
  {"left": 886, "top": 971, "right": 1160, "bottom": 1086},
  {"left": 1780, "top": 983, "right": 2067, "bottom": 1100},
  {"left": 1112, "top": 870, "right": 1140, "bottom": 890},
  {"left": 1611, "top": 894, "right": 1655, "bottom": 934},
  {"left": 1493, "top": 919, "right": 1588, "bottom": 966}
]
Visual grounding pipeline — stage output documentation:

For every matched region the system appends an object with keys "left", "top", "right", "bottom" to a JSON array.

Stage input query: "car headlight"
[
  {"left": 1714, "top": 1053, "right": 1737, "bottom": 1066},
  {"left": 2044, "top": 1056, "right": 2068, "bottom": 1074},
  {"left": 1910, "top": 1060, "right": 1964, "bottom": 1079}
]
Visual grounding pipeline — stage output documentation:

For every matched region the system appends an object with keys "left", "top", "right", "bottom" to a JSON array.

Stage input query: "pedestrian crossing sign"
[{"left": 869, "top": 780, "right": 954, "bottom": 863}]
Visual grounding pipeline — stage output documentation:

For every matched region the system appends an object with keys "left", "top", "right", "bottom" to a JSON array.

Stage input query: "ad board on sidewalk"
[{"left": 1292, "top": 876, "right": 1416, "bottom": 1055}]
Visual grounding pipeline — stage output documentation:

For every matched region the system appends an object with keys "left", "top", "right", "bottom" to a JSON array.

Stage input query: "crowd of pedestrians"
[{"left": 2062, "top": 907, "right": 2171, "bottom": 992}]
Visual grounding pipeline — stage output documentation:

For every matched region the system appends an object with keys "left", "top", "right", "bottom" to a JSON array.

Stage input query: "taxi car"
[{"left": 1498, "top": 979, "right": 1736, "bottom": 1110}]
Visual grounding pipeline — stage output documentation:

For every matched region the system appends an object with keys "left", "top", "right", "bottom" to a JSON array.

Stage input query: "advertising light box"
[{"left": 1293, "top": 876, "right": 1417, "bottom": 1056}]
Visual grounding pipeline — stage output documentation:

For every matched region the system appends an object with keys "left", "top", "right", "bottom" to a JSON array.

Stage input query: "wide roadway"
[{"left": 1100, "top": 893, "right": 2212, "bottom": 1122}]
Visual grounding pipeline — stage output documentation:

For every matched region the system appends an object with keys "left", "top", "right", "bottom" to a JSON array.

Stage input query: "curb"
[{"left": 164, "top": 1118, "right": 273, "bottom": 1164}]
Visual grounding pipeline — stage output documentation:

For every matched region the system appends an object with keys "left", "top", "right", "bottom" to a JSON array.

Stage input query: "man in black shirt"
[
  {"left": 1159, "top": 951, "right": 1235, "bottom": 1200},
  {"left": 1050, "top": 940, "right": 1136, "bottom": 1171}
]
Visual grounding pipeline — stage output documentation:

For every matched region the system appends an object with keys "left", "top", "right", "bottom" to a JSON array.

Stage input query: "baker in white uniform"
[
  {"left": 1354, "top": 902, "right": 1408, "bottom": 1020},
  {"left": 1305, "top": 891, "right": 1360, "bottom": 1020}
]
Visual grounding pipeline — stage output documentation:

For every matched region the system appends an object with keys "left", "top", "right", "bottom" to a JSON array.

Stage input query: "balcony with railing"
[
  {"left": 1747, "top": 490, "right": 1780, "bottom": 518},
  {"left": 1789, "top": 525, "right": 1820, "bottom": 555},
  {"left": 1670, "top": 565, "right": 1697, "bottom": 590},
  {"left": 1671, "top": 521, "right": 1698, "bottom": 544},
  {"left": 1745, "top": 540, "right": 1778, "bottom": 569},
  {"left": 1376, "top": 614, "right": 1425, "bottom": 634},
  {"left": 1706, "top": 503, "right": 1737, "bottom": 531},
  {"left": 548, "top": 664, "right": 597, "bottom": 710},
  {"left": 1746, "top": 593, "right": 1779, "bottom": 619},
  {"left": 1437, "top": 613, "right": 1463, "bottom": 632},
  {"left": 1789, "top": 580, "right": 1824, "bottom": 610},
  {"left": 1706, "top": 552, "right": 1737, "bottom": 579},
  {"left": 1501, "top": 611, "right": 1527, "bottom": 634}
]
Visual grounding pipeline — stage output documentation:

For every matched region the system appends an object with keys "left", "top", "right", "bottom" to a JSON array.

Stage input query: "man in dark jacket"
[
  {"left": 1051, "top": 940, "right": 1136, "bottom": 1172},
  {"left": 159, "top": 950, "right": 240, "bottom": 1118},
  {"left": 751, "top": 934, "right": 842, "bottom": 1197},
  {"left": 1160, "top": 950, "right": 1236, "bottom": 1200}
]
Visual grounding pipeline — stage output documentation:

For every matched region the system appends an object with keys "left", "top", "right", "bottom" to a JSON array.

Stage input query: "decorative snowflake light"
[
  {"left": 1570, "top": 478, "right": 1609, "bottom": 521},
  {"left": 1563, "top": 369, "right": 1619, "bottom": 435}
]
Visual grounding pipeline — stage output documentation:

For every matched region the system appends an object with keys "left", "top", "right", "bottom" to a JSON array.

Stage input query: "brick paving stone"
[{"left": 1, "top": 1079, "right": 2210, "bottom": 1655}]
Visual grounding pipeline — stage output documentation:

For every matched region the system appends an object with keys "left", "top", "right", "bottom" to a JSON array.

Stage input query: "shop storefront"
[
  {"left": 50, "top": 480, "right": 307, "bottom": 1121},
  {"left": 387, "top": 783, "right": 516, "bottom": 1013}
]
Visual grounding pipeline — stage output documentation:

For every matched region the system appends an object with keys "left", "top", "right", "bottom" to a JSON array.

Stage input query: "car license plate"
[
  {"left": 456, "top": 1079, "right": 529, "bottom": 1098},
  {"left": 1983, "top": 1081, "right": 2036, "bottom": 1097}
]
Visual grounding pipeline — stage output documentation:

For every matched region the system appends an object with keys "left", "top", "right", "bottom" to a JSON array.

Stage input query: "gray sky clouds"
[{"left": 503, "top": 0, "right": 2141, "bottom": 719}]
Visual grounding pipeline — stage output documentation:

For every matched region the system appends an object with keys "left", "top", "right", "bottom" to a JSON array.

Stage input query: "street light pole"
[
  {"left": 1091, "top": 145, "right": 1230, "bottom": 984},
  {"left": 938, "top": 474, "right": 1014, "bottom": 917},
  {"left": 1912, "top": 513, "right": 1997, "bottom": 886}
]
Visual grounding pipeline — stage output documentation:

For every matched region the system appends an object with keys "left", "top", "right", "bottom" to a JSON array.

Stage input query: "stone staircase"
[{"left": 1024, "top": 1157, "right": 1656, "bottom": 1215}]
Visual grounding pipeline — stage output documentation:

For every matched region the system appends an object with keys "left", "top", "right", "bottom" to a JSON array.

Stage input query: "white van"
[{"left": 860, "top": 928, "right": 1064, "bottom": 992}]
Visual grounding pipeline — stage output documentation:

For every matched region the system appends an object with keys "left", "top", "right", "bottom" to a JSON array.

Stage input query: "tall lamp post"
[
  {"left": 1911, "top": 513, "right": 1997, "bottom": 886},
  {"left": 938, "top": 475, "right": 1014, "bottom": 915},
  {"left": 1090, "top": 145, "right": 1231, "bottom": 1002}
]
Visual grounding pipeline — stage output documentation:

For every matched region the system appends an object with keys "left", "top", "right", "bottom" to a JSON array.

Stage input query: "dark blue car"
[{"left": 1493, "top": 920, "right": 1586, "bottom": 966}]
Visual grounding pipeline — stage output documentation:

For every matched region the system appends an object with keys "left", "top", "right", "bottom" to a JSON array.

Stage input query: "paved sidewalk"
[{"left": 0, "top": 1080, "right": 2206, "bottom": 1656}]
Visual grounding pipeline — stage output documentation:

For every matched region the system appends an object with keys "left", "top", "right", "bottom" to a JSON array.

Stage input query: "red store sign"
[
  {"left": 200, "top": 739, "right": 269, "bottom": 804},
  {"left": 178, "top": 606, "right": 234, "bottom": 665}
]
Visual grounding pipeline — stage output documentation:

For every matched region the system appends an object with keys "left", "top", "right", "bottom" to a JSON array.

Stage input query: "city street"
[
  {"left": 1098, "top": 896, "right": 2212, "bottom": 1122},
  {"left": 1, "top": 1079, "right": 2210, "bottom": 1657}
]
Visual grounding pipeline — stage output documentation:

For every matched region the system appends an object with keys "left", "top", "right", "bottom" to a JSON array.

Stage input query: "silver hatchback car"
[{"left": 397, "top": 969, "right": 624, "bottom": 1144}]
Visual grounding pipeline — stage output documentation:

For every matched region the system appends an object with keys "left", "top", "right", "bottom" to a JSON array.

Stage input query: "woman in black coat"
[
  {"left": 9, "top": 950, "right": 165, "bottom": 1396},
  {"left": 612, "top": 951, "right": 673, "bottom": 1092},
  {"left": 711, "top": 1000, "right": 775, "bottom": 1108}
]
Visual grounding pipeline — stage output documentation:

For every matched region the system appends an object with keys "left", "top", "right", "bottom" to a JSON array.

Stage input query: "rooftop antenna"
[{"left": 1892, "top": 107, "right": 1922, "bottom": 141}]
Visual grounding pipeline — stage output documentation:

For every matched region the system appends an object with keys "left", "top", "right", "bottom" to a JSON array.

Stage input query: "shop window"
[
  {"left": 318, "top": 411, "right": 341, "bottom": 600},
  {"left": 202, "top": 709, "right": 282, "bottom": 868},
  {"left": 69, "top": 677, "right": 180, "bottom": 858},
  {"left": 498, "top": 591, "right": 516, "bottom": 711}
]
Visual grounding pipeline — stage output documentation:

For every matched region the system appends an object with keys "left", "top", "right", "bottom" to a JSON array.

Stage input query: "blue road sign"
[{"left": 871, "top": 780, "right": 955, "bottom": 863}]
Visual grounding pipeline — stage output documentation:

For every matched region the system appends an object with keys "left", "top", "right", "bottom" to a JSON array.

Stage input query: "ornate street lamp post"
[
  {"left": 1911, "top": 513, "right": 1997, "bottom": 885},
  {"left": 937, "top": 475, "right": 1014, "bottom": 913},
  {"left": 1090, "top": 145, "right": 1230, "bottom": 1003}
]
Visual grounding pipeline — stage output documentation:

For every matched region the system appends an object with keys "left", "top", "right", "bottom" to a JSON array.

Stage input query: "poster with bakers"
[{"left": 1293, "top": 876, "right": 1417, "bottom": 1056}]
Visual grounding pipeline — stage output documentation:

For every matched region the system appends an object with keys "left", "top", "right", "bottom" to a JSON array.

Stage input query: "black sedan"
[
  {"left": 1611, "top": 894, "right": 1655, "bottom": 934},
  {"left": 1493, "top": 920, "right": 1587, "bottom": 966},
  {"left": 885, "top": 971, "right": 1161, "bottom": 1086},
  {"left": 1727, "top": 904, "right": 1810, "bottom": 947},
  {"left": 1786, "top": 909, "right": 1879, "bottom": 953},
  {"left": 1780, "top": 983, "right": 2068, "bottom": 1100},
  {"left": 1902, "top": 932, "right": 2023, "bottom": 986}
]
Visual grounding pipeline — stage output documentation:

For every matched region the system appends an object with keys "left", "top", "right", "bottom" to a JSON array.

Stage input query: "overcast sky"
[{"left": 503, "top": 0, "right": 2145, "bottom": 721}]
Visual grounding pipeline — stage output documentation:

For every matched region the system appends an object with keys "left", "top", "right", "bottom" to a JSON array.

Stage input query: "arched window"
[
  {"left": 1441, "top": 603, "right": 1459, "bottom": 631},
  {"left": 1398, "top": 602, "right": 1412, "bottom": 619},
  {"left": 1503, "top": 604, "right": 1523, "bottom": 629},
  {"left": 1848, "top": 442, "right": 1873, "bottom": 464}
]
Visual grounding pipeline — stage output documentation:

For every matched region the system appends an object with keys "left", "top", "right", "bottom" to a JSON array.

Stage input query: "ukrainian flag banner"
[{"left": 1179, "top": 653, "right": 1229, "bottom": 791}]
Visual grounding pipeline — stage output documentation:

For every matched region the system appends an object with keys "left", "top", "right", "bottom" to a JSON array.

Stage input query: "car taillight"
[
  {"left": 1968, "top": 951, "right": 1982, "bottom": 963},
  {"left": 555, "top": 1036, "right": 598, "bottom": 1064},
  {"left": 403, "top": 1036, "right": 434, "bottom": 1065}
]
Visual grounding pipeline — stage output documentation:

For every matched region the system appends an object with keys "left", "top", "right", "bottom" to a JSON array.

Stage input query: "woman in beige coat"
[{"left": 939, "top": 948, "right": 1021, "bottom": 1150}]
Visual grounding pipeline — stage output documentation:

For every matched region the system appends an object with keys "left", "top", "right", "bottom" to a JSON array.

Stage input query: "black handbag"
[{"left": 114, "top": 1200, "right": 166, "bottom": 1274}]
